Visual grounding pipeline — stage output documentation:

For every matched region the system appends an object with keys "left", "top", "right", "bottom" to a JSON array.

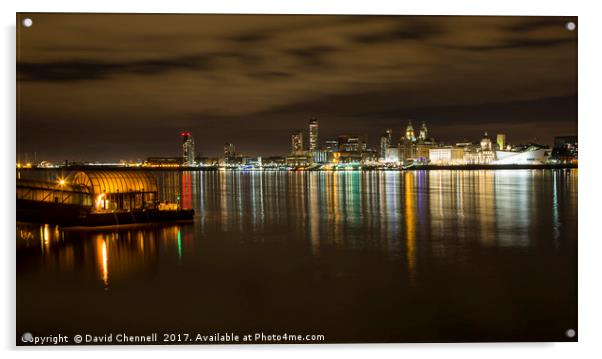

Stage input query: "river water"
[{"left": 16, "top": 169, "right": 578, "bottom": 343}]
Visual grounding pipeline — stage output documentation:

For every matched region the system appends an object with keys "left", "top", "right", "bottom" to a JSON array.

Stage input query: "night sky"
[{"left": 17, "top": 14, "right": 577, "bottom": 162}]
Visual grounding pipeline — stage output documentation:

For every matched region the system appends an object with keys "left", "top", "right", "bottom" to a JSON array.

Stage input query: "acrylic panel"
[{"left": 16, "top": 13, "right": 578, "bottom": 345}]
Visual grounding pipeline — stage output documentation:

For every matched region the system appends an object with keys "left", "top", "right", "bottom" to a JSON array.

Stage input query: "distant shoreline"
[{"left": 18, "top": 164, "right": 577, "bottom": 172}]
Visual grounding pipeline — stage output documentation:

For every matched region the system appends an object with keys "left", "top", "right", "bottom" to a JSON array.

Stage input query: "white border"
[{"left": 2, "top": 1, "right": 601, "bottom": 358}]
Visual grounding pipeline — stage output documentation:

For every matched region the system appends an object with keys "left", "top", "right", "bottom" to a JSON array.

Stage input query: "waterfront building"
[
  {"left": 414, "top": 142, "right": 438, "bottom": 164},
  {"left": 311, "top": 150, "right": 330, "bottom": 164},
  {"left": 325, "top": 139, "right": 338, "bottom": 152},
  {"left": 224, "top": 143, "right": 236, "bottom": 159},
  {"left": 332, "top": 151, "right": 363, "bottom": 164},
  {"left": 286, "top": 154, "right": 311, "bottom": 167},
  {"left": 71, "top": 171, "right": 158, "bottom": 212},
  {"left": 181, "top": 131, "right": 195, "bottom": 166},
  {"left": 418, "top": 121, "right": 428, "bottom": 141},
  {"left": 345, "top": 136, "right": 367, "bottom": 152},
  {"left": 551, "top": 135, "right": 578, "bottom": 163},
  {"left": 336, "top": 135, "right": 350, "bottom": 150},
  {"left": 244, "top": 157, "right": 262, "bottom": 167},
  {"left": 496, "top": 134, "right": 506, "bottom": 151},
  {"left": 361, "top": 149, "right": 379, "bottom": 163},
  {"left": 385, "top": 147, "right": 399, "bottom": 163},
  {"left": 464, "top": 132, "right": 496, "bottom": 164},
  {"left": 429, "top": 147, "right": 465, "bottom": 165},
  {"left": 309, "top": 118, "right": 319, "bottom": 151},
  {"left": 494, "top": 145, "right": 548, "bottom": 165},
  {"left": 195, "top": 156, "right": 219, "bottom": 166},
  {"left": 405, "top": 120, "right": 416, "bottom": 142},
  {"left": 398, "top": 136, "right": 415, "bottom": 164},
  {"left": 380, "top": 129, "right": 392, "bottom": 160},
  {"left": 291, "top": 131, "right": 304, "bottom": 154},
  {"left": 144, "top": 157, "right": 183, "bottom": 168},
  {"left": 262, "top": 156, "right": 286, "bottom": 168}
]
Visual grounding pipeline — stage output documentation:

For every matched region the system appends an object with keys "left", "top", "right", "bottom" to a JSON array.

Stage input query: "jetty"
[{"left": 16, "top": 171, "right": 194, "bottom": 227}]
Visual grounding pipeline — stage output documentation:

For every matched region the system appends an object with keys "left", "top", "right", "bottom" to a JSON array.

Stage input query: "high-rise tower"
[
  {"left": 292, "top": 131, "right": 304, "bottom": 154},
  {"left": 181, "top": 131, "right": 195, "bottom": 166},
  {"left": 309, "top": 118, "right": 319, "bottom": 151},
  {"left": 380, "top": 129, "right": 392, "bottom": 159},
  {"left": 224, "top": 143, "right": 236, "bottom": 159}
]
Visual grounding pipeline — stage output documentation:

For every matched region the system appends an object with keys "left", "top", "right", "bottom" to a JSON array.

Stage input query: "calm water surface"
[{"left": 17, "top": 169, "right": 578, "bottom": 343}]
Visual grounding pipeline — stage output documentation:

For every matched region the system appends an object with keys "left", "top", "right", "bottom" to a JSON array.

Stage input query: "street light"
[{"left": 58, "top": 178, "right": 66, "bottom": 204}]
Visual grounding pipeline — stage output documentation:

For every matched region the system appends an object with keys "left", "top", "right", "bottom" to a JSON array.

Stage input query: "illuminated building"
[
  {"left": 494, "top": 145, "right": 548, "bottom": 164},
  {"left": 262, "top": 156, "right": 286, "bottom": 167},
  {"left": 331, "top": 151, "right": 362, "bottom": 164},
  {"left": 465, "top": 132, "right": 496, "bottom": 164},
  {"left": 71, "top": 171, "right": 158, "bottom": 212},
  {"left": 398, "top": 137, "right": 415, "bottom": 163},
  {"left": 345, "top": 136, "right": 367, "bottom": 152},
  {"left": 429, "top": 147, "right": 465, "bottom": 165},
  {"left": 418, "top": 121, "right": 428, "bottom": 141},
  {"left": 245, "top": 157, "right": 262, "bottom": 167},
  {"left": 309, "top": 118, "right": 319, "bottom": 151},
  {"left": 145, "top": 157, "right": 182, "bottom": 168},
  {"left": 291, "top": 131, "right": 304, "bottom": 154},
  {"left": 286, "top": 154, "right": 311, "bottom": 166},
  {"left": 311, "top": 150, "right": 330, "bottom": 164},
  {"left": 195, "top": 156, "right": 219, "bottom": 166},
  {"left": 380, "top": 129, "right": 392, "bottom": 160},
  {"left": 325, "top": 139, "right": 338, "bottom": 151},
  {"left": 414, "top": 143, "right": 438, "bottom": 164},
  {"left": 224, "top": 143, "right": 236, "bottom": 159},
  {"left": 405, "top": 120, "right": 416, "bottom": 142},
  {"left": 479, "top": 132, "right": 496, "bottom": 163},
  {"left": 385, "top": 147, "right": 399, "bottom": 163},
  {"left": 496, "top": 134, "right": 506, "bottom": 150},
  {"left": 181, "top": 131, "right": 195, "bottom": 166},
  {"left": 551, "top": 135, "right": 578, "bottom": 163},
  {"left": 481, "top": 132, "right": 493, "bottom": 151}
]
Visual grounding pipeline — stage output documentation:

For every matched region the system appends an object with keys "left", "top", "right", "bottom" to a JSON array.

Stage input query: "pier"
[{"left": 17, "top": 171, "right": 194, "bottom": 227}]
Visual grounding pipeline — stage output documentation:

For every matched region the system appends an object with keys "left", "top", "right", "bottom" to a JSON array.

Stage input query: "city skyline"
[
  {"left": 17, "top": 14, "right": 577, "bottom": 162},
  {"left": 17, "top": 116, "right": 574, "bottom": 165}
]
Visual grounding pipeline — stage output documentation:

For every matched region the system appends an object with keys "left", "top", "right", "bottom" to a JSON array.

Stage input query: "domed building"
[{"left": 478, "top": 132, "right": 496, "bottom": 164}]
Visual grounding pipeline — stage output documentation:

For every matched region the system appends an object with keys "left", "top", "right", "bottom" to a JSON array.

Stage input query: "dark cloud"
[
  {"left": 443, "top": 37, "right": 574, "bottom": 52},
  {"left": 506, "top": 17, "right": 573, "bottom": 33},
  {"left": 284, "top": 45, "right": 339, "bottom": 67},
  {"left": 349, "top": 21, "right": 441, "bottom": 44},
  {"left": 227, "top": 31, "right": 272, "bottom": 44},
  {"left": 247, "top": 71, "right": 293, "bottom": 80},
  {"left": 17, "top": 55, "right": 215, "bottom": 82}
]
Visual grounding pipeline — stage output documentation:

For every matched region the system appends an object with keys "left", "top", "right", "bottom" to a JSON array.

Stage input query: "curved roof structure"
[
  {"left": 70, "top": 171, "right": 158, "bottom": 195},
  {"left": 17, "top": 178, "right": 90, "bottom": 194}
]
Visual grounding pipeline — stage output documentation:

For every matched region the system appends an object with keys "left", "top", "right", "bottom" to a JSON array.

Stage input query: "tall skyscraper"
[
  {"left": 309, "top": 118, "right": 319, "bottom": 151},
  {"left": 405, "top": 120, "right": 416, "bottom": 142},
  {"left": 419, "top": 121, "right": 428, "bottom": 141},
  {"left": 181, "top": 131, "right": 195, "bottom": 166},
  {"left": 291, "top": 131, "right": 304, "bottom": 154},
  {"left": 380, "top": 129, "right": 392, "bottom": 159},
  {"left": 224, "top": 143, "right": 236, "bottom": 159},
  {"left": 496, "top": 134, "right": 506, "bottom": 150}
]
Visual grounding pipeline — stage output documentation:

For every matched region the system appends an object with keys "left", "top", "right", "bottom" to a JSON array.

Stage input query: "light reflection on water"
[{"left": 16, "top": 169, "right": 578, "bottom": 342}]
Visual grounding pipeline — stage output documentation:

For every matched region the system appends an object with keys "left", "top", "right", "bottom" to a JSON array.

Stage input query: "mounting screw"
[{"left": 566, "top": 22, "right": 576, "bottom": 31}]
